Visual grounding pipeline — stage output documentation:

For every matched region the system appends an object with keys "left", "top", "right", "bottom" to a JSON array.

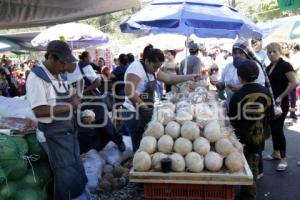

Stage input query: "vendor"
[
  {"left": 122, "top": 45, "right": 200, "bottom": 152},
  {"left": 65, "top": 51, "right": 125, "bottom": 152},
  {"left": 26, "top": 40, "right": 90, "bottom": 200}
]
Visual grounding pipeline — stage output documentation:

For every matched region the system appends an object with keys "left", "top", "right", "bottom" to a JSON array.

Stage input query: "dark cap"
[
  {"left": 46, "top": 40, "right": 77, "bottom": 63},
  {"left": 189, "top": 43, "right": 199, "bottom": 51},
  {"left": 236, "top": 59, "right": 259, "bottom": 82}
]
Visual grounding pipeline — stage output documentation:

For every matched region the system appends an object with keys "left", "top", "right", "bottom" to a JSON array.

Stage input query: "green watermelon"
[
  {"left": 20, "top": 163, "right": 52, "bottom": 188},
  {"left": 0, "top": 182, "right": 17, "bottom": 200},
  {"left": 14, "top": 188, "right": 47, "bottom": 200},
  {"left": 25, "top": 134, "right": 47, "bottom": 161},
  {"left": 9, "top": 136, "right": 28, "bottom": 156},
  {"left": 0, "top": 134, "right": 18, "bottom": 160},
  {"left": 0, "top": 166, "right": 6, "bottom": 185},
  {"left": 1, "top": 159, "right": 27, "bottom": 180}
]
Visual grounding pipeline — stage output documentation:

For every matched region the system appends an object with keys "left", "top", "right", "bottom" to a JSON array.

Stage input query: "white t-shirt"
[
  {"left": 26, "top": 64, "right": 68, "bottom": 123},
  {"left": 220, "top": 61, "right": 265, "bottom": 105},
  {"left": 66, "top": 63, "right": 100, "bottom": 96},
  {"left": 123, "top": 60, "right": 156, "bottom": 111},
  {"left": 67, "top": 63, "right": 99, "bottom": 84}
]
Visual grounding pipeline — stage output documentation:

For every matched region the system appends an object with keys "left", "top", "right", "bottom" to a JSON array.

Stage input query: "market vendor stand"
[{"left": 130, "top": 155, "right": 253, "bottom": 200}]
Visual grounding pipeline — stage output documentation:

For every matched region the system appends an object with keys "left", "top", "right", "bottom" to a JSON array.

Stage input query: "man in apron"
[{"left": 26, "top": 40, "right": 90, "bottom": 200}]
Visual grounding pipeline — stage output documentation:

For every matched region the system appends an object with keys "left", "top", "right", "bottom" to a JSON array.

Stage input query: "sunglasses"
[{"left": 251, "top": 40, "right": 257, "bottom": 45}]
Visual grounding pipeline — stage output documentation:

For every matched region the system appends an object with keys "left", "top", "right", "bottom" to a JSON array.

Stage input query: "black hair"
[
  {"left": 127, "top": 53, "right": 135, "bottom": 63},
  {"left": 144, "top": 48, "right": 165, "bottom": 63},
  {"left": 294, "top": 44, "right": 300, "bottom": 51},
  {"left": 0, "top": 68, "right": 6, "bottom": 75},
  {"left": 79, "top": 51, "right": 89, "bottom": 60},
  {"left": 98, "top": 57, "right": 105, "bottom": 65},
  {"left": 189, "top": 49, "right": 199, "bottom": 55},
  {"left": 142, "top": 44, "right": 154, "bottom": 60},
  {"left": 44, "top": 52, "right": 59, "bottom": 61},
  {"left": 168, "top": 50, "right": 176, "bottom": 57},
  {"left": 118, "top": 53, "right": 128, "bottom": 66}
]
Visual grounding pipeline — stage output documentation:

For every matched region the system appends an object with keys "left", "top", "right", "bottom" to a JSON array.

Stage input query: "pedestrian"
[
  {"left": 0, "top": 68, "right": 9, "bottom": 97},
  {"left": 179, "top": 42, "right": 202, "bottom": 75},
  {"left": 251, "top": 37, "right": 270, "bottom": 66},
  {"left": 161, "top": 50, "right": 178, "bottom": 92},
  {"left": 288, "top": 44, "right": 300, "bottom": 120},
  {"left": 264, "top": 42, "right": 297, "bottom": 171},
  {"left": 210, "top": 39, "right": 266, "bottom": 106},
  {"left": 110, "top": 53, "right": 129, "bottom": 105},
  {"left": 26, "top": 40, "right": 91, "bottom": 200},
  {"left": 228, "top": 59, "right": 272, "bottom": 200}
]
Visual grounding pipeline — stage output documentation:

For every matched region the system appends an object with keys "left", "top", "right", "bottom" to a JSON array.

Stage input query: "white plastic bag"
[
  {"left": 81, "top": 149, "right": 106, "bottom": 191},
  {"left": 99, "top": 136, "right": 133, "bottom": 165},
  {"left": 0, "top": 97, "right": 36, "bottom": 120}
]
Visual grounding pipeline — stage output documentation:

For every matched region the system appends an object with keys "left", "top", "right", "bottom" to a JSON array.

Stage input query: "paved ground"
[{"left": 257, "top": 120, "right": 300, "bottom": 200}]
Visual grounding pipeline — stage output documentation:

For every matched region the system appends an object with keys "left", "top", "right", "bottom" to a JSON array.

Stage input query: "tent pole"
[{"left": 184, "top": 35, "right": 189, "bottom": 74}]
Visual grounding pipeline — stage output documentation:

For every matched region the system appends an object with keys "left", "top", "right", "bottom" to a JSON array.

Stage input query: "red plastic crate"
[{"left": 144, "top": 183, "right": 234, "bottom": 200}]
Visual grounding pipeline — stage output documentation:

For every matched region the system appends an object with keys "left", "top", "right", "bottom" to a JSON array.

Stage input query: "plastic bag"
[
  {"left": 0, "top": 97, "right": 36, "bottom": 120},
  {"left": 81, "top": 149, "right": 106, "bottom": 191},
  {"left": 0, "top": 117, "right": 37, "bottom": 134},
  {"left": 99, "top": 136, "right": 133, "bottom": 165}
]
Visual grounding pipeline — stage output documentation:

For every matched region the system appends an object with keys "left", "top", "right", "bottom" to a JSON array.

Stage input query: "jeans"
[
  {"left": 81, "top": 98, "right": 123, "bottom": 147},
  {"left": 119, "top": 109, "right": 140, "bottom": 151}
]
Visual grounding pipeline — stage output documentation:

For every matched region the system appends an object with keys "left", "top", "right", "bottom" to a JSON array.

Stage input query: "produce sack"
[
  {"left": 0, "top": 134, "right": 28, "bottom": 180},
  {"left": 0, "top": 181, "right": 17, "bottom": 200},
  {"left": 82, "top": 149, "right": 106, "bottom": 191},
  {"left": 25, "top": 133, "right": 47, "bottom": 160},
  {"left": 14, "top": 188, "right": 47, "bottom": 200},
  {"left": 20, "top": 162, "right": 52, "bottom": 188}
]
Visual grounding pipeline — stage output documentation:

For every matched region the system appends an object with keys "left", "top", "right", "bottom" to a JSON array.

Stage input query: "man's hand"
[
  {"left": 192, "top": 75, "right": 202, "bottom": 81},
  {"left": 70, "top": 95, "right": 81, "bottom": 109}
]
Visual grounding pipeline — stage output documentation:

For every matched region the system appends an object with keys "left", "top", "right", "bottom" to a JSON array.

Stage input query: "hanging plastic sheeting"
[
  {"left": 0, "top": 38, "right": 20, "bottom": 52},
  {"left": 0, "top": 0, "right": 140, "bottom": 29}
]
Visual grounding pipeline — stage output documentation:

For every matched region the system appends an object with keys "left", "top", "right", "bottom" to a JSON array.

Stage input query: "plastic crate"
[{"left": 144, "top": 183, "right": 234, "bottom": 200}]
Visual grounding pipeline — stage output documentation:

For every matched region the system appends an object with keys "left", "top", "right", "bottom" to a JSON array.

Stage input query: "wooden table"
[{"left": 130, "top": 156, "right": 253, "bottom": 185}]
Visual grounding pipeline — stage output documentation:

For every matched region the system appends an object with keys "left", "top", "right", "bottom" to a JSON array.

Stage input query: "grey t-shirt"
[{"left": 179, "top": 55, "right": 201, "bottom": 75}]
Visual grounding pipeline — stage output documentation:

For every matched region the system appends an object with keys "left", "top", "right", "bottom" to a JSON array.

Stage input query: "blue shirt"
[{"left": 112, "top": 65, "right": 128, "bottom": 100}]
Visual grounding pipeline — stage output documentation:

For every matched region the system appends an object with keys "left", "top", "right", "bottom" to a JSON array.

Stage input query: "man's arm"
[{"left": 32, "top": 96, "right": 81, "bottom": 118}]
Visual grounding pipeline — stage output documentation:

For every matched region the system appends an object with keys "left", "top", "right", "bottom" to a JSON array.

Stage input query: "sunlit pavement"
[{"left": 256, "top": 118, "right": 300, "bottom": 200}]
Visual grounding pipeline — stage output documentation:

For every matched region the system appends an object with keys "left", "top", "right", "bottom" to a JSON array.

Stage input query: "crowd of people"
[{"left": 1, "top": 37, "right": 299, "bottom": 200}]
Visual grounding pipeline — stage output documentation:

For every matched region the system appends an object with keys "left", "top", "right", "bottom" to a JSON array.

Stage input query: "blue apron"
[
  {"left": 132, "top": 60, "right": 158, "bottom": 151},
  {"left": 32, "top": 66, "right": 87, "bottom": 200}
]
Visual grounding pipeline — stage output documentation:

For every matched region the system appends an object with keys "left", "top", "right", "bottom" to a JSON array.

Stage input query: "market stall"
[{"left": 129, "top": 82, "right": 253, "bottom": 200}]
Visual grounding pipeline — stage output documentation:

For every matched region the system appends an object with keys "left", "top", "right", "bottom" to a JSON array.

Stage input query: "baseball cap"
[
  {"left": 236, "top": 59, "right": 259, "bottom": 82},
  {"left": 47, "top": 40, "right": 77, "bottom": 63},
  {"left": 189, "top": 43, "right": 199, "bottom": 51}
]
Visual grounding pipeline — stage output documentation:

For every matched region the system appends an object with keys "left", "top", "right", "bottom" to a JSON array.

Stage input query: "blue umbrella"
[{"left": 120, "top": 0, "right": 262, "bottom": 39}]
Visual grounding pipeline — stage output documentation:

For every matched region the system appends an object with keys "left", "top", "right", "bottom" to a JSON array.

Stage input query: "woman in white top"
[{"left": 122, "top": 45, "right": 200, "bottom": 152}]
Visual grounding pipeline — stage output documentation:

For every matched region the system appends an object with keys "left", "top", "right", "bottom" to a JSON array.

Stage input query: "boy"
[{"left": 228, "top": 59, "right": 272, "bottom": 200}]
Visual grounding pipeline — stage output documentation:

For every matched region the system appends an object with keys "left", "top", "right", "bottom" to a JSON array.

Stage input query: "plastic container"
[{"left": 144, "top": 183, "right": 234, "bottom": 200}]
